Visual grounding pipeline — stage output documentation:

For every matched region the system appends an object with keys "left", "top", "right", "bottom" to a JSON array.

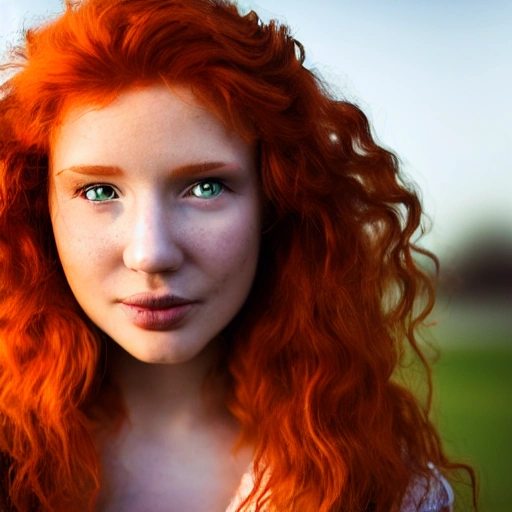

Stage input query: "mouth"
[{"left": 119, "top": 293, "right": 196, "bottom": 330}]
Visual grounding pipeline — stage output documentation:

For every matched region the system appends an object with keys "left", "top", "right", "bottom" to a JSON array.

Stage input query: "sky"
[{"left": 1, "top": 0, "right": 511, "bottom": 255}]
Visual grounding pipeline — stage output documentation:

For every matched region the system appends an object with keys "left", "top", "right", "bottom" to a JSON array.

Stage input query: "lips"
[{"left": 120, "top": 293, "right": 195, "bottom": 330}]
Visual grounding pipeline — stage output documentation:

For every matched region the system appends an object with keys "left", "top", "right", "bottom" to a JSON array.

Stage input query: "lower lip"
[{"left": 120, "top": 303, "right": 194, "bottom": 330}]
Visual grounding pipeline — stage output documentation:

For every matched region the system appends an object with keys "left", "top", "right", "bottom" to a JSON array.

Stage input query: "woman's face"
[{"left": 49, "top": 84, "right": 261, "bottom": 364}]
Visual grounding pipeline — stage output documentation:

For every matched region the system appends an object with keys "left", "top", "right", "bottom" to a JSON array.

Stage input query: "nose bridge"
[{"left": 123, "top": 193, "right": 183, "bottom": 274}]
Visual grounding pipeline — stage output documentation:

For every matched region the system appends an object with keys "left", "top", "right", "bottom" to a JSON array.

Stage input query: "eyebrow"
[
  {"left": 55, "top": 162, "right": 236, "bottom": 178},
  {"left": 55, "top": 165, "right": 123, "bottom": 177}
]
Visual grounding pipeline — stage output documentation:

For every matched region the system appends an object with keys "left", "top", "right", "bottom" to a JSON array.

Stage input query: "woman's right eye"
[{"left": 79, "top": 185, "right": 118, "bottom": 202}]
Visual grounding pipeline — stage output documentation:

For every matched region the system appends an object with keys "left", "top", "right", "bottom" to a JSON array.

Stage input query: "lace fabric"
[{"left": 400, "top": 462, "right": 454, "bottom": 512}]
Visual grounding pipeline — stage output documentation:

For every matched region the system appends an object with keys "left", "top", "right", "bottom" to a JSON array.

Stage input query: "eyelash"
[
  {"left": 186, "top": 179, "right": 226, "bottom": 199},
  {"left": 75, "top": 183, "right": 118, "bottom": 202},
  {"left": 75, "top": 179, "right": 227, "bottom": 202}
]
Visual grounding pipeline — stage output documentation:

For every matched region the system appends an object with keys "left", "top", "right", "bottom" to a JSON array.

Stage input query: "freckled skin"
[{"left": 49, "top": 84, "right": 261, "bottom": 364}]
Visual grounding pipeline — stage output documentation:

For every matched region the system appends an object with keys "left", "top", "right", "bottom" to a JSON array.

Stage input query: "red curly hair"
[{"left": 0, "top": 0, "right": 476, "bottom": 510}]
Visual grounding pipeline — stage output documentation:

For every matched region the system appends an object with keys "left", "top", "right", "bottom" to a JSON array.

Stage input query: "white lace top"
[{"left": 226, "top": 462, "right": 454, "bottom": 512}]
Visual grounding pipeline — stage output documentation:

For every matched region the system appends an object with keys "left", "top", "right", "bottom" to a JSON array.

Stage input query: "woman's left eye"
[
  {"left": 189, "top": 180, "right": 224, "bottom": 199},
  {"left": 80, "top": 185, "right": 118, "bottom": 202}
]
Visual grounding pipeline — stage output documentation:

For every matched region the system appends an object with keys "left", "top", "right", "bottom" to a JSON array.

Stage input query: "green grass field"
[{"left": 431, "top": 342, "right": 512, "bottom": 512}]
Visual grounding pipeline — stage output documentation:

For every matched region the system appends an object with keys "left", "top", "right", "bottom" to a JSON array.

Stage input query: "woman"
[{"left": 0, "top": 0, "right": 476, "bottom": 511}]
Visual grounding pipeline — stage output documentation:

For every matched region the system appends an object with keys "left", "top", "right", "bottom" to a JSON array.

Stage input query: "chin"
[{"left": 113, "top": 332, "right": 215, "bottom": 366}]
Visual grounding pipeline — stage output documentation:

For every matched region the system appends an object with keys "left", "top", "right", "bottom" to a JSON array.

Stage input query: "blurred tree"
[{"left": 439, "top": 228, "right": 512, "bottom": 302}]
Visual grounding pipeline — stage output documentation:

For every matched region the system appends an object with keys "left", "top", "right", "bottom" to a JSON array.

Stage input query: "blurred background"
[{"left": 1, "top": 0, "right": 511, "bottom": 510}]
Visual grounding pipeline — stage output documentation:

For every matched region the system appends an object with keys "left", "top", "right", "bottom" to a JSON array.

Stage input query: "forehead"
[
  {"left": 50, "top": 84, "right": 254, "bottom": 171},
  {"left": 48, "top": 85, "right": 261, "bottom": 191},
  {"left": 54, "top": 85, "right": 207, "bottom": 144}
]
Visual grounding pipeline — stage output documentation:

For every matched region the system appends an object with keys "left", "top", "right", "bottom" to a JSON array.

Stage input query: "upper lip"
[{"left": 120, "top": 293, "right": 194, "bottom": 309}]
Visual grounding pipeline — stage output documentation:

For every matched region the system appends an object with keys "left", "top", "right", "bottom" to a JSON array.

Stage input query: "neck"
[
  {"left": 96, "top": 338, "right": 253, "bottom": 510},
  {"left": 107, "top": 337, "right": 230, "bottom": 438}
]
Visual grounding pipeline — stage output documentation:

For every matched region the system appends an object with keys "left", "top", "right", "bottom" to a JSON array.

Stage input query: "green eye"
[
  {"left": 190, "top": 181, "right": 224, "bottom": 199},
  {"left": 83, "top": 185, "right": 117, "bottom": 201}
]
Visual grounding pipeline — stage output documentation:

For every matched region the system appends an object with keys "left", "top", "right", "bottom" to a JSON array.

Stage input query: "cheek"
[
  {"left": 51, "top": 211, "right": 115, "bottom": 283},
  {"left": 190, "top": 209, "right": 260, "bottom": 281},
  {"left": 221, "top": 227, "right": 260, "bottom": 293}
]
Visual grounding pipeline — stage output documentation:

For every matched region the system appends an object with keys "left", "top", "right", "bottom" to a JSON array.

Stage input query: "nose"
[{"left": 122, "top": 201, "right": 184, "bottom": 274}]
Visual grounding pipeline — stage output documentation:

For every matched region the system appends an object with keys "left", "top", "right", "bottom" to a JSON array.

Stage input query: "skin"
[{"left": 49, "top": 84, "right": 259, "bottom": 511}]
